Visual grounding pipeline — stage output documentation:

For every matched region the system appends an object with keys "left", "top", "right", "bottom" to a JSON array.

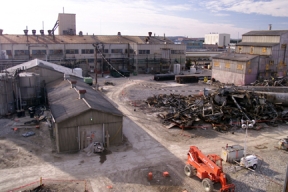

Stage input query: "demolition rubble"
[{"left": 146, "top": 86, "right": 287, "bottom": 131}]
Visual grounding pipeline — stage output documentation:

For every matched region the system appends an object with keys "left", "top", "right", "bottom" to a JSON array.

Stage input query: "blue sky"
[{"left": 1, "top": 0, "right": 287, "bottom": 38}]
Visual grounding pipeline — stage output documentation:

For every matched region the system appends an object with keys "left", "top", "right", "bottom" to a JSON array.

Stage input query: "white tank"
[
  {"left": 173, "top": 64, "right": 180, "bottom": 75},
  {"left": 190, "top": 67, "right": 196, "bottom": 74},
  {"left": 73, "top": 68, "right": 83, "bottom": 77}
]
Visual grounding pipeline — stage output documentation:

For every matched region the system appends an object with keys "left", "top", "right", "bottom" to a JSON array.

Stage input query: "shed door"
[
  {"left": 81, "top": 124, "right": 103, "bottom": 148},
  {"left": 58, "top": 126, "right": 78, "bottom": 152}
]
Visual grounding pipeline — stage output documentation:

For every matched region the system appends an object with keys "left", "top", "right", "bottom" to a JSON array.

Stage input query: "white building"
[{"left": 204, "top": 33, "right": 230, "bottom": 47}]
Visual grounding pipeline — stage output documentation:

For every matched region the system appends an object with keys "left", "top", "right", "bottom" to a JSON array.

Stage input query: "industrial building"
[
  {"left": 1, "top": 59, "right": 123, "bottom": 153},
  {"left": 0, "top": 13, "right": 186, "bottom": 75},
  {"left": 204, "top": 33, "right": 230, "bottom": 48},
  {"left": 47, "top": 77, "right": 123, "bottom": 153},
  {"left": 1, "top": 59, "right": 82, "bottom": 116},
  {"left": 212, "top": 29, "right": 288, "bottom": 85}
]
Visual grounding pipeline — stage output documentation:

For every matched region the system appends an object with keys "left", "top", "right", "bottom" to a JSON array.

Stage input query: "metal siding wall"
[
  {"left": 105, "top": 122, "right": 123, "bottom": 145},
  {"left": 25, "top": 67, "right": 63, "bottom": 83},
  {"left": 242, "top": 36, "right": 280, "bottom": 43},
  {"left": 57, "top": 126, "right": 79, "bottom": 153},
  {"left": 212, "top": 69, "right": 245, "bottom": 85},
  {"left": 56, "top": 110, "right": 123, "bottom": 152}
]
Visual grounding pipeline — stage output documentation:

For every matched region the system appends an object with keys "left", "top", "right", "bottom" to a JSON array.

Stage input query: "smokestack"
[
  {"left": 32, "top": 29, "right": 36, "bottom": 35},
  {"left": 40, "top": 30, "right": 44, "bottom": 36},
  {"left": 24, "top": 29, "right": 28, "bottom": 35},
  {"left": 269, "top": 24, "right": 272, "bottom": 30},
  {"left": 48, "top": 30, "right": 52, "bottom": 35},
  {"left": 78, "top": 90, "right": 86, "bottom": 99},
  {"left": 0, "top": 29, "right": 3, "bottom": 35},
  {"left": 71, "top": 80, "right": 77, "bottom": 88},
  {"left": 148, "top": 32, "right": 152, "bottom": 37}
]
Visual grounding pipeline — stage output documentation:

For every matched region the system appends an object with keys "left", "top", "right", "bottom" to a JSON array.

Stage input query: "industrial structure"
[
  {"left": 1, "top": 59, "right": 82, "bottom": 116},
  {"left": 1, "top": 59, "right": 123, "bottom": 153},
  {"left": 47, "top": 77, "right": 123, "bottom": 153},
  {"left": 212, "top": 29, "right": 288, "bottom": 85},
  {"left": 204, "top": 33, "right": 230, "bottom": 48},
  {"left": 0, "top": 13, "right": 186, "bottom": 75}
]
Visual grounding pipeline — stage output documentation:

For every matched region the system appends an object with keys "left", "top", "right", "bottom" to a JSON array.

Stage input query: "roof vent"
[
  {"left": 40, "top": 30, "right": 44, "bottom": 36},
  {"left": 148, "top": 32, "right": 152, "bottom": 37},
  {"left": 32, "top": 29, "right": 36, "bottom": 35},
  {"left": 117, "top": 32, "right": 121, "bottom": 36},
  {"left": 24, "top": 29, "right": 28, "bottom": 35},
  {"left": 71, "top": 80, "right": 77, "bottom": 88},
  {"left": 268, "top": 24, "right": 272, "bottom": 30},
  {"left": 79, "top": 31, "right": 83, "bottom": 36},
  {"left": 78, "top": 90, "right": 86, "bottom": 99},
  {"left": 48, "top": 30, "right": 52, "bottom": 36},
  {"left": 0, "top": 29, "right": 3, "bottom": 35}
]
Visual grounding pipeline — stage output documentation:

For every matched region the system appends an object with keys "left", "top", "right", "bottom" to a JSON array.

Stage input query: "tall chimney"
[
  {"left": 0, "top": 29, "right": 3, "bottom": 35},
  {"left": 148, "top": 32, "right": 152, "bottom": 37},
  {"left": 71, "top": 80, "right": 77, "bottom": 88},
  {"left": 24, "top": 29, "right": 28, "bottom": 35},
  {"left": 78, "top": 90, "right": 86, "bottom": 99},
  {"left": 269, "top": 24, "right": 272, "bottom": 30},
  {"left": 32, "top": 29, "right": 36, "bottom": 35},
  {"left": 40, "top": 30, "right": 44, "bottom": 36}
]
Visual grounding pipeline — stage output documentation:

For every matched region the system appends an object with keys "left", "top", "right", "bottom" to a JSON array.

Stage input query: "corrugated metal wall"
[
  {"left": 56, "top": 109, "right": 123, "bottom": 153},
  {"left": 212, "top": 57, "right": 259, "bottom": 85},
  {"left": 242, "top": 36, "right": 280, "bottom": 43},
  {"left": 25, "top": 67, "right": 64, "bottom": 83}
]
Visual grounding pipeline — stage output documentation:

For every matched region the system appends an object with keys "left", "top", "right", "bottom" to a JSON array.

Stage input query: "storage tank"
[
  {"left": 190, "top": 66, "right": 196, "bottom": 74},
  {"left": 73, "top": 68, "right": 83, "bottom": 77},
  {"left": 0, "top": 73, "right": 15, "bottom": 115},
  {"left": 19, "top": 72, "right": 40, "bottom": 100},
  {"left": 173, "top": 64, "right": 180, "bottom": 75}
]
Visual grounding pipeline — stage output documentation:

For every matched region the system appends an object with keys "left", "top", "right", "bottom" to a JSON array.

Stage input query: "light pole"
[{"left": 241, "top": 119, "right": 255, "bottom": 156}]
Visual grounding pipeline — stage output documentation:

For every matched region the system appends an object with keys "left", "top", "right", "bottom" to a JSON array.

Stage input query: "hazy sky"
[{"left": 1, "top": 0, "right": 287, "bottom": 38}]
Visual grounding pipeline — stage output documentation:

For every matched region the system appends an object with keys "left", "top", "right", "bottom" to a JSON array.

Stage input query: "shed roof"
[
  {"left": 213, "top": 53, "right": 259, "bottom": 62},
  {"left": 236, "top": 42, "right": 279, "bottom": 47},
  {"left": 47, "top": 77, "right": 123, "bottom": 123},
  {"left": 0, "top": 34, "right": 173, "bottom": 44},
  {"left": 5, "top": 59, "right": 83, "bottom": 78},
  {"left": 242, "top": 30, "right": 288, "bottom": 36}
]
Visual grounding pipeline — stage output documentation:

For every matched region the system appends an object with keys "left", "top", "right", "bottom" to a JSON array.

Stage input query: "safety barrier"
[{"left": 7, "top": 177, "right": 89, "bottom": 192}]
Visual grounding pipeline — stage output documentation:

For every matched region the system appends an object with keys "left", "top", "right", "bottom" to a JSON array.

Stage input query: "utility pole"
[{"left": 92, "top": 43, "right": 98, "bottom": 88}]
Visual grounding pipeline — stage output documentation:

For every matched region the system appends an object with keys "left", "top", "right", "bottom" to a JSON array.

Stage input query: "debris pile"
[
  {"left": 146, "top": 86, "right": 284, "bottom": 131},
  {"left": 250, "top": 76, "right": 288, "bottom": 86}
]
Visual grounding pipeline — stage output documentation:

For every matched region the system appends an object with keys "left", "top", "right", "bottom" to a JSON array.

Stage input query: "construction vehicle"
[{"left": 184, "top": 146, "right": 235, "bottom": 192}]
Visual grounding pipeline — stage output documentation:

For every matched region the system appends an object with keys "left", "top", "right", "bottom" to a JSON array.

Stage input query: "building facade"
[
  {"left": 204, "top": 33, "right": 230, "bottom": 48},
  {"left": 0, "top": 18, "right": 186, "bottom": 76},
  {"left": 212, "top": 30, "right": 288, "bottom": 85}
]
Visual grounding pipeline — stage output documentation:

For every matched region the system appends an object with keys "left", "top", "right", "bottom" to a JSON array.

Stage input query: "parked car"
[{"left": 22, "top": 131, "right": 35, "bottom": 137}]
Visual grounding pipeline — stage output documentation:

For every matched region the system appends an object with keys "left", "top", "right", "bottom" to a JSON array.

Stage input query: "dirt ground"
[{"left": 0, "top": 73, "right": 288, "bottom": 192}]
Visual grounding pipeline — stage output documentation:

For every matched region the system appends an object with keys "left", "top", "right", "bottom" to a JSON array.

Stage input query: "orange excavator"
[{"left": 184, "top": 146, "right": 235, "bottom": 192}]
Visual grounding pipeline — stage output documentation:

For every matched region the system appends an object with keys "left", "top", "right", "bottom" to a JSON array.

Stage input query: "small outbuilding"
[{"left": 47, "top": 77, "right": 123, "bottom": 153}]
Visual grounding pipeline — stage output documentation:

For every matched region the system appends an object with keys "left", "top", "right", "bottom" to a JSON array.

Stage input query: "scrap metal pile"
[
  {"left": 250, "top": 76, "right": 288, "bottom": 86},
  {"left": 146, "top": 86, "right": 285, "bottom": 131}
]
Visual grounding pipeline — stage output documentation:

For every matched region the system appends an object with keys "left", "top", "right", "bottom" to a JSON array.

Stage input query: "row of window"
[{"left": 6, "top": 49, "right": 185, "bottom": 56}]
